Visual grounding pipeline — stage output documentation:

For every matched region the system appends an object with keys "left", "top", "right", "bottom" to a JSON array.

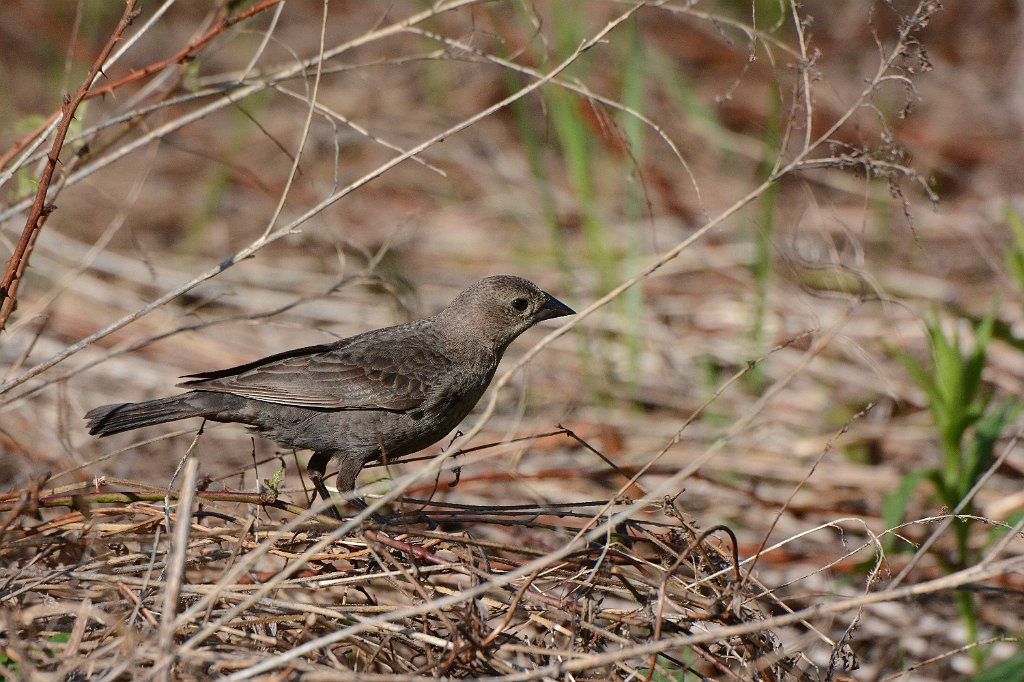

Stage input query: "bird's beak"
[{"left": 535, "top": 293, "right": 575, "bottom": 322}]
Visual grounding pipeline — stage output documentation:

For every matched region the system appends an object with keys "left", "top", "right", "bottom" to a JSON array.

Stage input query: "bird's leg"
[
  {"left": 346, "top": 496, "right": 386, "bottom": 523},
  {"left": 307, "top": 452, "right": 388, "bottom": 524},
  {"left": 335, "top": 455, "right": 389, "bottom": 525},
  {"left": 307, "top": 451, "right": 342, "bottom": 520}
]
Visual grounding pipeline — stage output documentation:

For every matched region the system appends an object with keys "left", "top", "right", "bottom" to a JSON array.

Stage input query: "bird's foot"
[{"left": 350, "top": 496, "right": 390, "bottom": 525}]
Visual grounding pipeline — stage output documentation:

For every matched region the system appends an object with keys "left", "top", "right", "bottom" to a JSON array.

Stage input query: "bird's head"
[{"left": 440, "top": 275, "right": 575, "bottom": 353}]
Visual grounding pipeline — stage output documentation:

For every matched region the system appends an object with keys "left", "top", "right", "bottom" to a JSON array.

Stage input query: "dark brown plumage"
[{"left": 85, "top": 275, "right": 574, "bottom": 516}]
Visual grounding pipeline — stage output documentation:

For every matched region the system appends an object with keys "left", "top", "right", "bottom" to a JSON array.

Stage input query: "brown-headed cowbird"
[{"left": 85, "top": 275, "right": 574, "bottom": 516}]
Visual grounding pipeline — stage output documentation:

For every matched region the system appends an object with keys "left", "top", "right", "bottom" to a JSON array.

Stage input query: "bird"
[{"left": 85, "top": 275, "right": 575, "bottom": 518}]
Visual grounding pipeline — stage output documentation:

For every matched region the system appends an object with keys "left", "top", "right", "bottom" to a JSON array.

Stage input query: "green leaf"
[
  {"left": 264, "top": 467, "right": 285, "bottom": 494},
  {"left": 961, "top": 400, "right": 1020, "bottom": 499},
  {"left": 1004, "top": 205, "right": 1024, "bottom": 293},
  {"left": 960, "top": 308, "right": 996, "bottom": 408},
  {"left": 882, "top": 469, "right": 933, "bottom": 552},
  {"left": 927, "top": 320, "right": 961, "bottom": 411},
  {"left": 969, "top": 650, "right": 1024, "bottom": 682},
  {"left": 891, "top": 346, "right": 938, "bottom": 403},
  {"left": 1007, "top": 205, "right": 1024, "bottom": 247}
]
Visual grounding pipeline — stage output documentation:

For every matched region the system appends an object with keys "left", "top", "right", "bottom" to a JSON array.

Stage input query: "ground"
[{"left": 1, "top": 1, "right": 1023, "bottom": 679}]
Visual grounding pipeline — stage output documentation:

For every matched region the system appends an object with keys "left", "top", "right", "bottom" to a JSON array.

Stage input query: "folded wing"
[{"left": 178, "top": 338, "right": 438, "bottom": 412}]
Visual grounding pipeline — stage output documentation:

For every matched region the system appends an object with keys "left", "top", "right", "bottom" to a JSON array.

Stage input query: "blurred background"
[{"left": 2, "top": 1, "right": 1024, "bottom": 678}]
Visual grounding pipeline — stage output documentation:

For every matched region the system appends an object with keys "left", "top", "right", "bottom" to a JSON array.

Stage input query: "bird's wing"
[{"left": 177, "top": 337, "right": 439, "bottom": 411}]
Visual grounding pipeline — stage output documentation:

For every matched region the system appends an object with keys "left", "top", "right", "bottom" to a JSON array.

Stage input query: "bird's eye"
[{"left": 511, "top": 297, "right": 529, "bottom": 312}]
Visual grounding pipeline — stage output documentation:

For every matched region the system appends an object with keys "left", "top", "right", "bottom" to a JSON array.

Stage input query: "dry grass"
[
  {"left": 2, "top": 0, "right": 1024, "bottom": 679},
  {"left": 1, "top": 486, "right": 814, "bottom": 678}
]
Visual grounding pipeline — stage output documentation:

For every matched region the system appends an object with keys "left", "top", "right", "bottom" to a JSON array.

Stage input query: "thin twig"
[{"left": 0, "top": 1, "right": 140, "bottom": 331}]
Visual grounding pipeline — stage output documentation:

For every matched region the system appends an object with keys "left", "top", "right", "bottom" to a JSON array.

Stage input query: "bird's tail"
[{"left": 85, "top": 394, "right": 210, "bottom": 436}]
